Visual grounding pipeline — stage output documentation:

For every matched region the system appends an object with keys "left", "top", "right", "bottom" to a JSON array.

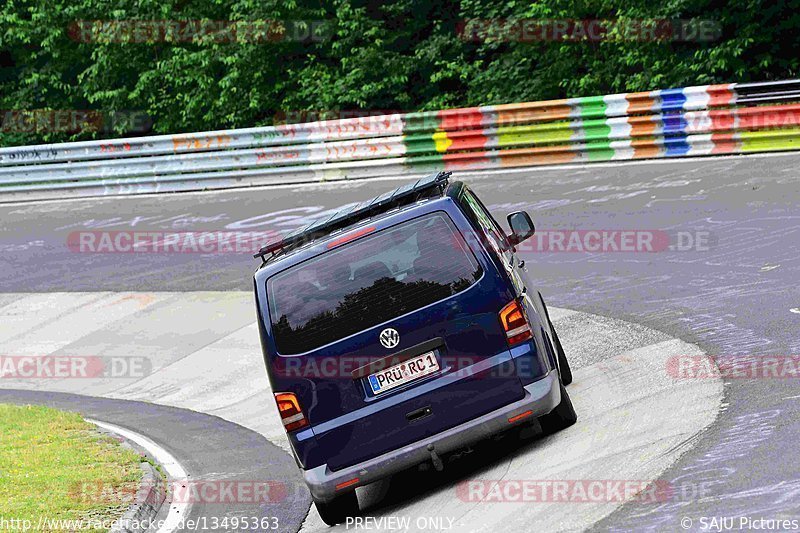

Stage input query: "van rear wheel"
[
  {"left": 539, "top": 383, "right": 577, "bottom": 434},
  {"left": 540, "top": 295, "right": 572, "bottom": 386},
  {"left": 314, "top": 491, "right": 359, "bottom": 526},
  {"left": 552, "top": 328, "right": 573, "bottom": 386}
]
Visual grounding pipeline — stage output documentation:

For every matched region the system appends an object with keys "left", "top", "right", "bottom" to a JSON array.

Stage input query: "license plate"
[{"left": 367, "top": 352, "right": 440, "bottom": 395}]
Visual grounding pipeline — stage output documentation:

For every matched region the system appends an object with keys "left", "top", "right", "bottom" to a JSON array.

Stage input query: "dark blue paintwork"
[{"left": 254, "top": 182, "right": 556, "bottom": 474}]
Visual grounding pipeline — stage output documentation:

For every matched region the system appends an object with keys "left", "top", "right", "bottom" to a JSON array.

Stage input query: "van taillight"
[
  {"left": 499, "top": 299, "right": 533, "bottom": 346},
  {"left": 274, "top": 392, "right": 308, "bottom": 432}
]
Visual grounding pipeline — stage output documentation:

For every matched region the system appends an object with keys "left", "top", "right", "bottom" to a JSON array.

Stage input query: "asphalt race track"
[
  {"left": 0, "top": 389, "right": 311, "bottom": 533},
  {"left": 1, "top": 151, "right": 800, "bottom": 531},
  {"left": 0, "top": 294, "right": 720, "bottom": 531}
]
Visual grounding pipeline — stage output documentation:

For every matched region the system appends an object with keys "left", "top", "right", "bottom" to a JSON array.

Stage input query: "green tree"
[{"left": 1, "top": 0, "right": 798, "bottom": 146}]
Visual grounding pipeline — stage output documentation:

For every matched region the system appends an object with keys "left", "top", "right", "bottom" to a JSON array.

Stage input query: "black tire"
[
  {"left": 539, "top": 294, "right": 572, "bottom": 386},
  {"left": 314, "top": 491, "right": 359, "bottom": 526},
  {"left": 539, "top": 383, "right": 577, "bottom": 434},
  {"left": 552, "top": 328, "right": 573, "bottom": 386}
]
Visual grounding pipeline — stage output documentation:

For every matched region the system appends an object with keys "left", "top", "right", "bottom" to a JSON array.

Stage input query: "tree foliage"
[{"left": 1, "top": 0, "right": 798, "bottom": 146}]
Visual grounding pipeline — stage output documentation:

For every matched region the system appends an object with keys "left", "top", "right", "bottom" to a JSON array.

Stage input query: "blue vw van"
[{"left": 254, "top": 172, "right": 576, "bottom": 525}]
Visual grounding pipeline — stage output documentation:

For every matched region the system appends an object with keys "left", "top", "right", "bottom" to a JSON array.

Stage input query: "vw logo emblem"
[{"left": 379, "top": 328, "right": 400, "bottom": 349}]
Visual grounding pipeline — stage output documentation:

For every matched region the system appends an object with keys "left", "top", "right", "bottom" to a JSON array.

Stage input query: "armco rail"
[{"left": 2, "top": 79, "right": 800, "bottom": 201}]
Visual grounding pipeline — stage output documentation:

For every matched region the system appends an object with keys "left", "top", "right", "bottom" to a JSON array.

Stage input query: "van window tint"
[
  {"left": 462, "top": 190, "right": 509, "bottom": 258},
  {"left": 461, "top": 190, "right": 517, "bottom": 277},
  {"left": 268, "top": 212, "right": 482, "bottom": 354}
]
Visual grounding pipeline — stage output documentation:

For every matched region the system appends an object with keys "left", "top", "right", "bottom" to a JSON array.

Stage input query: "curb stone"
[
  {"left": 109, "top": 462, "right": 166, "bottom": 533},
  {"left": 91, "top": 426, "right": 167, "bottom": 533}
]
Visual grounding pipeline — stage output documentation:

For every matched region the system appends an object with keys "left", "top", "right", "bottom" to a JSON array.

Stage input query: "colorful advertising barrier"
[{"left": 1, "top": 80, "right": 799, "bottom": 200}]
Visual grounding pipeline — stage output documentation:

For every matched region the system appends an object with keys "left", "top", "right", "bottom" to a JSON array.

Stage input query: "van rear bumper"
[{"left": 303, "top": 370, "right": 560, "bottom": 502}]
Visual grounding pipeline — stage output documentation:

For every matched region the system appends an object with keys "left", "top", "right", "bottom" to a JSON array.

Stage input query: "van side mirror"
[{"left": 507, "top": 211, "right": 535, "bottom": 246}]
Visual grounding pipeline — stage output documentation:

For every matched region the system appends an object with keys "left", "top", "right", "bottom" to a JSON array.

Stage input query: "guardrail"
[{"left": 2, "top": 79, "right": 800, "bottom": 201}]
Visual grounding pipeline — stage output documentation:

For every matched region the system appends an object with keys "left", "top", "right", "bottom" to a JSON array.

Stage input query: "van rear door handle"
[{"left": 406, "top": 406, "right": 432, "bottom": 422}]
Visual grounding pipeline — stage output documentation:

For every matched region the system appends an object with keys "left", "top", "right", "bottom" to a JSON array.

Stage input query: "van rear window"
[{"left": 267, "top": 212, "right": 482, "bottom": 354}]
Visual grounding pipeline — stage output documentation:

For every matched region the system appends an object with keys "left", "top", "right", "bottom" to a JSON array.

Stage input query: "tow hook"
[{"left": 427, "top": 444, "right": 444, "bottom": 472}]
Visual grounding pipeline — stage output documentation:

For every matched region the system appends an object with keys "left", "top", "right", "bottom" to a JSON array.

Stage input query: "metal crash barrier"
[{"left": 1, "top": 79, "right": 799, "bottom": 201}]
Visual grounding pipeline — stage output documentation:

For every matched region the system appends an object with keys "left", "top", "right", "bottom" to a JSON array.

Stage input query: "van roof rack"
[{"left": 254, "top": 171, "right": 451, "bottom": 263}]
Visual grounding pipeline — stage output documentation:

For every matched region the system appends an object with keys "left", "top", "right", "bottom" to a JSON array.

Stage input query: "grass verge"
[{"left": 0, "top": 404, "right": 145, "bottom": 531}]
